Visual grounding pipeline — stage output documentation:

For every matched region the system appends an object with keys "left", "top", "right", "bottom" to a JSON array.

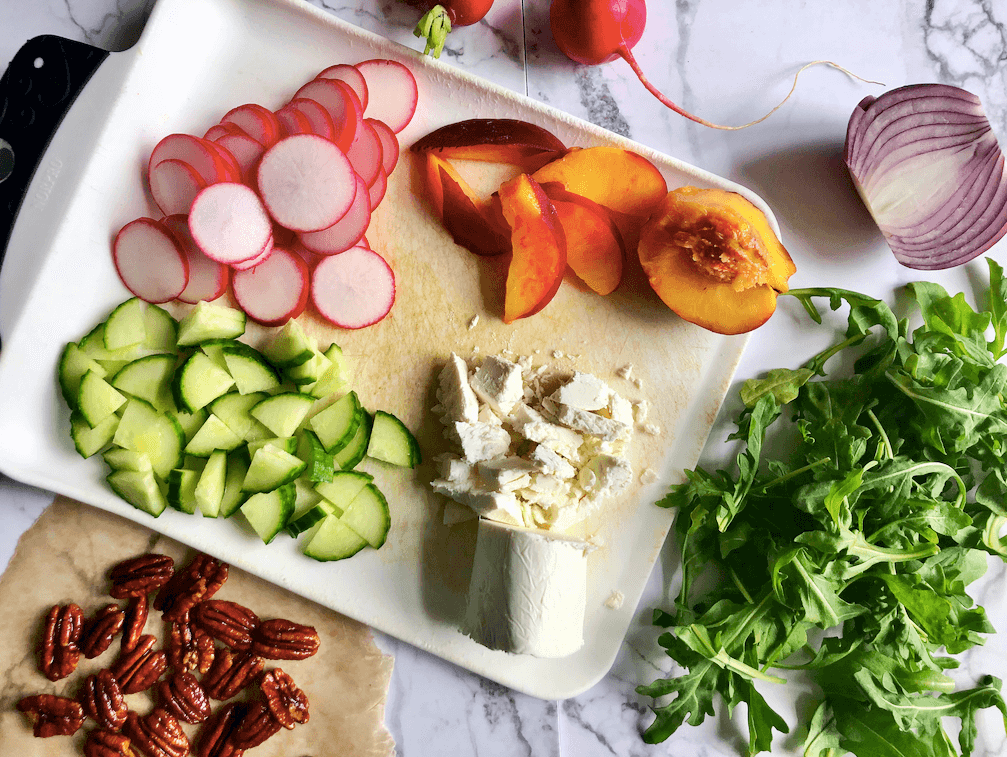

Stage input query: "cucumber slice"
[
  {"left": 172, "top": 407, "right": 208, "bottom": 444},
  {"left": 219, "top": 452, "right": 250, "bottom": 518},
  {"left": 333, "top": 410, "right": 372, "bottom": 471},
  {"left": 184, "top": 414, "right": 244, "bottom": 457},
  {"left": 314, "top": 470, "right": 373, "bottom": 508},
  {"left": 297, "top": 429, "right": 334, "bottom": 483},
  {"left": 291, "top": 476, "right": 324, "bottom": 518},
  {"left": 107, "top": 468, "right": 167, "bottom": 517},
  {"left": 113, "top": 399, "right": 184, "bottom": 479},
  {"left": 286, "top": 499, "right": 335, "bottom": 537},
  {"left": 177, "top": 301, "right": 246, "bottom": 346},
  {"left": 199, "top": 339, "right": 232, "bottom": 371},
  {"left": 287, "top": 349, "right": 331, "bottom": 386},
  {"left": 143, "top": 303, "right": 177, "bottom": 351},
  {"left": 103, "top": 447, "right": 153, "bottom": 473},
  {"left": 366, "top": 411, "right": 421, "bottom": 467},
  {"left": 302, "top": 514, "right": 367, "bottom": 561},
  {"left": 242, "top": 444, "right": 307, "bottom": 493},
  {"left": 58, "top": 343, "right": 106, "bottom": 409},
  {"left": 247, "top": 437, "right": 297, "bottom": 458},
  {"left": 249, "top": 392, "right": 314, "bottom": 438},
  {"left": 309, "top": 391, "right": 362, "bottom": 452},
  {"left": 79, "top": 322, "right": 146, "bottom": 364},
  {"left": 173, "top": 352, "right": 235, "bottom": 413},
  {"left": 240, "top": 483, "right": 296, "bottom": 543},
  {"left": 305, "top": 343, "right": 351, "bottom": 398},
  {"left": 222, "top": 342, "right": 281, "bottom": 395},
  {"left": 263, "top": 319, "right": 315, "bottom": 368},
  {"left": 104, "top": 298, "right": 147, "bottom": 351},
  {"left": 77, "top": 369, "right": 126, "bottom": 428},
  {"left": 167, "top": 468, "right": 200, "bottom": 514},
  {"left": 209, "top": 391, "right": 268, "bottom": 440},
  {"left": 111, "top": 354, "right": 176, "bottom": 412},
  {"left": 340, "top": 482, "right": 391, "bottom": 549},
  {"left": 196, "top": 450, "right": 227, "bottom": 517},
  {"left": 70, "top": 411, "right": 119, "bottom": 458}
]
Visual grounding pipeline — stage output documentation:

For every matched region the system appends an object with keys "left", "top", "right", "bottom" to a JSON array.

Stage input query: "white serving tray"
[{"left": 0, "top": 0, "right": 772, "bottom": 698}]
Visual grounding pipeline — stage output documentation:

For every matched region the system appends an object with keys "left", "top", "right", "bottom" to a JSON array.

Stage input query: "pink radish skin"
[
  {"left": 113, "top": 218, "right": 190, "bottom": 304},
  {"left": 329, "top": 79, "right": 366, "bottom": 151},
  {"left": 149, "top": 159, "right": 206, "bottom": 216},
  {"left": 256, "top": 134, "right": 357, "bottom": 233},
  {"left": 368, "top": 168, "right": 388, "bottom": 208},
  {"left": 149, "top": 134, "right": 233, "bottom": 185},
  {"left": 204, "top": 140, "right": 243, "bottom": 182},
  {"left": 298, "top": 173, "right": 370, "bottom": 255},
  {"left": 355, "top": 59, "right": 418, "bottom": 133},
  {"left": 316, "top": 64, "right": 369, "bottom": 111},
  {"left": 292, "top": 79, "right": 360, "bottom": 152},
  {"left": 367, "top": 119, "right": 400, "bottom": 175},
  {"left": 285, "top": 98, "right": 337, "bottom": 142},
  {"left": 188, "top": 182, "right": 273, "bottom": 266},
  {"left": 232, "top": 246, "right": 310, "bottom": 326},
  {"left": 221, "top": 104, "right": 282, "bottom": 147},
  {"left": 204, "top": 122, "right": 245, "bottom": 142},
  {"left": 311, "top": 246, "right": 395, "bottom": 329},
  {"left": 346, "top": 120, "right": 384, "bottom": 187},
  {"left": 231, "top": 235, "right": 274, "bottom": 271},
  {"left": 162, "top": 215, "right": 229, "bottom": 303},
  {"left": 213, "top": 132, "right": 265, "bottom": 182},
  {"left": 275, "top": 106, "right": 315, "bottom": 137}
]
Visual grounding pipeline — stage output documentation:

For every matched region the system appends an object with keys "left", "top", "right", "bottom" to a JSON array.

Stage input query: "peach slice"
[
  {"left": 498, "top": 174, "right": 567, "bottom": 323},
  {"left": 541, "top": 184, "right": 625, "bottom": 295},
  {"left": 423, "top": 153, "right": 510, "bottom": 256},
  {"left": 413, "top": 119, "right": 567, "bottom": 173}
]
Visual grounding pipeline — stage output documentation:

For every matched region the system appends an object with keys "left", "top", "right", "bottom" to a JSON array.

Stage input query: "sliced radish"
[
  {"left": 292, "top": 79, "right": 360, "bottom": 152},
  {"left": 113, "top": 218, "right": 189, "bottom": 304},
  {"left": 204, "top": 140, "right": 243, "bottom": 182},
  {"left": 232, "top": 246, "right": 310, "bottom": 326},
  {"left": 213, "top": 132, "right": 265, "bottom": 182},
  {"left": 231, "top": 237, "right": 274, "bottom": 271},
  {"left": 149, "top": 159, "right": 206, "bottom": 216},
  {"left": 285, "top": 98, "right": 336, "bottom": 141},
  {"left": 188, "top": 182, "right": 273, "bottom": 266},
  {"left": 298, "top": 173, "right": 370, "bottom": 255},
  {"left": 316, "top": 64, "right": 369, "bottom": 111},
  {"left": 256, "top": 134, "right": 357, "bottom": 232},
  {"left": 368, "top": 168, "right": 388, "bottom": 209},
  {"left": 221, "top": 104, "right": 282, "bottom": 148},
  {"left": 367, "top": 118, "right": 399, "bottom": 175},
  {"left": 162, "top": 215, "right": 229, "bottom": 303},
  {"left": 204, "top": 122, "right": 245, "bottom": 142},
  {"left": 346, "top": 120, "right": 384, "bottom": 187},
  {"left": 355, "top": 59, "right": 417, "bottom": 133},
  {"left": 271, "top": 222, "right": 299, "bottom": 248},
  {"left": 149, "top": 134, "right": 233, "bottom": 185},
  {"left": 312, "top": 246, "right": 395, "bottom": 329},
  {"left": 275, "top": 106, "right": 314, "bottom": 137}
]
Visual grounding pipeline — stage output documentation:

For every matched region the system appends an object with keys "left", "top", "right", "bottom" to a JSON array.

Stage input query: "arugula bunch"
[{"left": 638, "top": 260, "right": 1007, "bottom": 756}]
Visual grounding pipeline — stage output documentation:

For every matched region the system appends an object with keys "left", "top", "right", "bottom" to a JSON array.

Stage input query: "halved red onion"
[{"left": 844, "top": 83, "right": 1007, "bottom": 270}]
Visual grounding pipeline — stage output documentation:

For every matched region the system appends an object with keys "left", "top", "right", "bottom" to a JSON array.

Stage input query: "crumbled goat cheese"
[
  {"left": 604, "top": 591, "right": 625, "bottom": 610},
  {"left": 616, "top": 363, "right": 634, "bottom": 381},
  {"left": 470, "top": 355, "right": 523, "bottom": 416}
]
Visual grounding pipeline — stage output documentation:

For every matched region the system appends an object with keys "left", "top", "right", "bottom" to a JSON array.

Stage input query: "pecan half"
[
  {"left": 251, "top": 618, "right": 320, "bottom": 660},
  {"left": 79, "top": 669, "right": 128, "bottom": 731},
  {"left": 230, "top": 701, "right": 281, "bottom": 749},
  {"left": 195, "top": 702, "right": 246, "bottom": 757},
  {"left": 109, "top": 553, "right": 174, "bottom": 599},
  {"left": 17, "top": 693, "right": 85, "bottom": 737},
  {"left": 84, "top": 729, "right": 136, "bottom": 757},
  {"left": 80, "top": 603, "right": 126, "bottom": 659},
  {"left": 121, "top": 595, "right": 149, "bottom": 653},
  {"left": 201, "top": 648, "right": 264, "bottom": 701},
  {"left": 260, "top": 668, "right": 309, "bottom": 728},
  {"left": 156, "top": 670, "right": 211, "bottom": 724},
  {"left": 39, "top": 603, "right": 84, "bottom": 681},
  {"left": 166, "top": 619, "right": 215, "bottom": 674},
  {"left": 192, "top": 600, "right": 259, "bottom": 650},
  {"left": 154, "top": 554, "right": 228, "bottom": 622},
  {"left": 123, "top": 709, "right": 189, "bottom": 757},
  {"left": 110, "top": 634, "right": 168, "bottom": 695}
]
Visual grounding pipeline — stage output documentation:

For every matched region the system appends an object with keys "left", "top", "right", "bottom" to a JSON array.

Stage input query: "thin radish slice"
[
  {"left": 316, "top": 64, "right": 369, "bottom": 111},
  {"left": 285, "top": 98, "right": 336, "bottom": 141},
  {"left": 113, "top": 218, "right": 189, "bottom": 304},
  {"left": 368, "top": 168, "right": 388, "bottom": 209},
  {"left": 256, "top": 134, "right": 357, "bottom": 232},
  {"left": 204, "top": 140, "right": 243, "bottom": 182},
  {"left": 149, "top": 134, "right": 233, "bottom": 185},
  {"left": 188, "top": 182, "right": 273, "bottom": 266},
  {"left": 149, "top": 159, "right": 206, "bottom": 216},
  {"left": 232, "top": 246, "right": 310, "bottom": 326},
  {"left": 299, "top": 173, "right": 370, "bottom": 255},
  {"left": 355, "top": 59, "right": 418, "bottom": 133},
  {"left": 346, "top": 120, "right": 384, "bottom": 187},
  {"left": 312, "top": 246, "right": 395, "bottom": 329},
  {"left": 162, "top": 215, "right": 229, "bottom": 303},
  {"left": 204, "top": 122, "right": 246, "bottom": 142},
  {"left": 293, "top": 79, "right": 360, "bottom": 152},
  {"left": 329, "top": 79, "right": 365, "bottom": 152},
  {"left": 367, "top": 118, "right": 399, "bottom": 175},
  {"left": 221, "top": 103, "right": 282, "bottom": 148},
  {"left": 231, "top": 236, "right": 274, "bottom": 270},
  {"left": 213, "top": 132, "right": 265, "bottom": 182},
  {"left": 275, "top": 106, "right": 315, "bottom": 137}
]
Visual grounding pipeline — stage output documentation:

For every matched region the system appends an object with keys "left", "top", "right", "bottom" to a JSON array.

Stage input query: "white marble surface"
[{"left": 1, "top": 0, "right": 1007, "bottom": 755}]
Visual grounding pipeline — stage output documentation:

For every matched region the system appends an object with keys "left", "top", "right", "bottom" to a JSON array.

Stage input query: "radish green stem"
[{"left": 415, "top": 5, "right": 452, "bottom": 58}]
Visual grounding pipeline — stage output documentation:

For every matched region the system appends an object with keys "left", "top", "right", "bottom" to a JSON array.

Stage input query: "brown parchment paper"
[{"left": 0, "top": 497, "right": 395, "bottom": 757}]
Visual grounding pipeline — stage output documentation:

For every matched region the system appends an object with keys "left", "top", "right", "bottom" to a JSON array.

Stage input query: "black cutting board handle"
[{"left": 0, "top": 36, "right": 109, "bottom": 272}]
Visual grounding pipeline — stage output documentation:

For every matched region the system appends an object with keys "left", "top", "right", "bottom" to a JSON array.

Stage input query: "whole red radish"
[{"left": 413, "top": 0, "right": 495, "bottom": 58}]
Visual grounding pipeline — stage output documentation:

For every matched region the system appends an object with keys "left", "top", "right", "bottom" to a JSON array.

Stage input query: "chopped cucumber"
[
  {"left": 264, "top": 319, "right": 315, "bottom": 367},
  {"left": 241, "top": 483, "right": 295, "bottom": 543},
  {"left": 78, "top": 322, "right": 146, "bottom": 364},
  {"left": 199, "top": 338, "right": 232, "bottom": 371},
  {"left": 77, "top": 369, "right": 126, "bottom": 428},
  {"left": 113, "top": 399, "right": 184, "bottom": 479},
  {"left": 102, "top": 447, "right": 153, "bottom": 473},
  {"left": 250, "top": 392, "right": 314, "bottom": 437},
  {"left": 195, "top": 451, "right": 227, "bottom": 517},
  {"left": 286, "top": 499, "right": 335, "bottom": 537},
  {"left": 287, "top": 349, "right": 331, "bottom": 386},
  {"left": 184, "top": 414, "right": 244, "bottom": 457},
  {"left": 219, "top": 452, "right": 250, "bottom": 518},
  {"left": 142, "top": 303, "right": 177, "bottom": 351},
  {"left": 222, "top": 342, "right": 281, "bottom": 395},
  {"left": 209, "top": 391, "right": 268, "bottom": 440},
  {"left": 167, "top": 468, "right": 200, "bottom": 514},
  {"left": 70, "top": 411, "right": 119, "bottom": 458},
  {"left": 333, "top": 410, "right": 372, "bottom": 471},
  {"left": 302, "top": 514, "right": 367, "bottom": 561},
  {"left": 309, "top": 391, "right": 361, "bottom": 452},
  {"left": 297, "top": 429, "right": 334, "bottom": 483},
  {"left": 59, "top": 343, "right": 106, "bottom": 409},
  {"left": 111, "top": 354, "right": 176, "bottom": 412},
  {"left": 314, "top": 470, "right": 373, "bottom": 509},
  {"left": 173, "top": 352, "right": 235, "bottom": 413},
  {"left": 242, "top": 444, "right": 307, "bottom": 493},
  {"left": 305, "top": 343, "right": 351, "bottom": 398},
  {"left": 104, "top": 298, "right": 146, "bottom": 351},
  {"left": 340, "top": 483, "right": 391, "bottom": 549},
  {"left": 366, "top": 410, "right": 421, "bottom": 467},
  {"left": 247, "top": 436, "right": 297, "bottom": 458},
  {"left": 107, "top": 468, "right": 167, "bottom": 517},
  {"left": 172, "top": 407, "right": 208, "bottom": 444},
  {"left": 177, "top": 301, "right": 246, "bottom": 346}
]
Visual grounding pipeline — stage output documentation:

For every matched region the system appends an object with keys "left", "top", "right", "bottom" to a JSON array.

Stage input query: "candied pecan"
[
  {"left": 122, "top": 709, "right": 189, "bottom": 757},
  {"left": 195, "top": 702, "right": 246, "bottom": 757},
  {"left": 166, "top": 619, "right": 215, "bottom": 674},
  {"left": 192, "top": 600, "right": 259, "bottom": 650},
  {"left": 121, "top": 596, "right": 149, "bottom": 653},
  {"left": 154, "top": 554, "right": 227, "bottom": 622},
  {"left": 110, "top": 634, "right": 167, "bottom": 695},
  {"left": 17, "top": 693, "right": 85, "bottom": 737},
  {"left": 80, "top": 603, "right": 126, "bottom": 658},
  {"left": 109, "top": 554, "right": 174, "bottom": 599},
  {"left": 84, "top": 729, "right": 136, "bottom": 757},
  {"left": 79, "top": 669, "right": 127, "bottom": 731},
  {"left": 39, "top": 603, "right": 84, "bottom": 681},
  {"left": 230, "top": 701, "right": 281, "bottom": 749},
  {"left": 156, "top": 670, "right": 211, "bottom": 724},
  {"left": 201, "top": 648, "right": 264, "bottom": 700},
  {"left": 260, "top": 668, "right": 309, "bottom": 728},
  {"left": 251, "top": 618, "right": 320, "bottom": 660}
]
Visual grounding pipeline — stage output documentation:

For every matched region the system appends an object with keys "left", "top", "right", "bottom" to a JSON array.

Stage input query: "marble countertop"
[{"left": 1, "top": 0, "right": 1006, "bottom": 755}]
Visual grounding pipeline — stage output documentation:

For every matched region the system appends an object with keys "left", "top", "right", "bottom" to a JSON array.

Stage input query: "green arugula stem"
[{"left": 866, "top": 409, "right": 893, "bottom": 459}]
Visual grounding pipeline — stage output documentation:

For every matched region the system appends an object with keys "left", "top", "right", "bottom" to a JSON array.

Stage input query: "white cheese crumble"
[{"left": 604, "top": 591, "right": 625, "bottom": 610}]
